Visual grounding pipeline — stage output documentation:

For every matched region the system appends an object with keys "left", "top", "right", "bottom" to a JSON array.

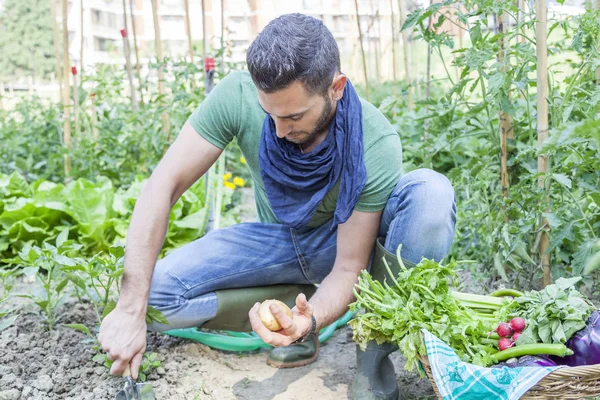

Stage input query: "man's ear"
[{"left": 331, "top": 74, "right": 347, "bottom": 100}]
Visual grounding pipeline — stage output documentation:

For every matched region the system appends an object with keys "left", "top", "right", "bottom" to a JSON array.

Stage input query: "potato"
[{"left": 258, "top": 299, "right": 293, "bottom": 331}]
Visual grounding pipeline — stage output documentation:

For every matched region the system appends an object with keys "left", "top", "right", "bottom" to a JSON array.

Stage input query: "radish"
[
  {"left": 512, "top": 332, "right": 521, "bottom": 342},
  {"left": 509, "top": 317, "right": 526, "bottom": 332},
  {"left": 496, "top": 322, "right": 514, "bottom": 338},
  {"left": 498, "top": 337, "right": 514, "bottom": 351}
]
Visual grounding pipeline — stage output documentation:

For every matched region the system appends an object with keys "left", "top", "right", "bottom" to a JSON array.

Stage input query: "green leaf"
[
  {"left": 583, "top": 250, "right": 600, "bottom": 275},
  {"left": 109, "top": 245, "right": 125, "bottom": 259},
  {"left": 92, "top": 353, "right": 107, "bottom": 363},
  {"left": 64, "top": 323, "right": 91, "bottom": 336},
  {"left": 552, "top": 173, "right": 572, "bottom": 189},
  {"left": 55, "top": 278, "right": 69, "bottom": 294},
  {"left": 555, "top": 277, "right": 581, "bottom": 291},
  {"left": 66, "top": 273, "right": 87, "bottom": 291},
  {"left": 145, "top": 305, "right": 170, "bottom": 326},
  {"left": 102, "top": 300, "right": 117, "bottom": 320},
  {"left": 56, "top": 228, "right": 69, "bottom": 248},
  {"left": 494, "top": 253, "right": 509, "bottom": 281},
  {"left": 0, "top": 315, "right": 18, "bottom": 331},
  {"left": 53, "top": 253, "right": 77, "bottom": 267}
]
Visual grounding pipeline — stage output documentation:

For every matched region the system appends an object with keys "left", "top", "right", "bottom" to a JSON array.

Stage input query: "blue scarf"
[{"left": 258, "top": 79, "right": 367, "bottom": 230}]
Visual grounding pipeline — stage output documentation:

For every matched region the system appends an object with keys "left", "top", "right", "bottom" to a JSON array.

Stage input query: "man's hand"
[
  {"left": 98, "top": 306, "right": 147, "bottom": 379},
  {"left": 248, "top": 293, "right": 314, "bottom": 347}
]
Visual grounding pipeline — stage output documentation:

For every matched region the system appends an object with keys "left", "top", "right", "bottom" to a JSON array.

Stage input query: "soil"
[
  {"left": 0, "top": 189, "right": 440, "bottom": 400},
  {"left": 0, "top": 295, "right": 435, "bottom": 400}
]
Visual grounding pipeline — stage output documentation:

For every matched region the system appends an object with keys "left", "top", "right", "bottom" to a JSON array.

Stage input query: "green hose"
[{"left": 164, "top": 310, "right": 355, "bottom": 352}]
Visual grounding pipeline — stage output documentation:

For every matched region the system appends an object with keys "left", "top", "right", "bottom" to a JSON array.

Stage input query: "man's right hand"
[{"left": 98, "top": 305, "right": 147, "bottom": 380}]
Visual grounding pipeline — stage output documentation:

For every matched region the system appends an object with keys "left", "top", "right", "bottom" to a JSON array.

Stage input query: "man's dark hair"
[{"left": 246, "top": 13, "right": 341, "bottom": 95}]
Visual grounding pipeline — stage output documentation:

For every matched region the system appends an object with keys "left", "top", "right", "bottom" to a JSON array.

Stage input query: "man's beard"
[{"left": 286, "top": 96, "right": 333, "bottom": 148}]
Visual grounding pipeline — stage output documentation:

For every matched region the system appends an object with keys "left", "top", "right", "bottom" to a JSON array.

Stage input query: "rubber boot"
[
  {"left": 202, "top": 284, "right": 317, "bottom": 332},
  {"left": 267, "top": 333, "right": 320, "bottom": 368},
  {"left": 351, "top": 238, "right": 414, "bottom": 400},
  {"left": 351, "top": 341, "right": 400, "bottom": 400}
]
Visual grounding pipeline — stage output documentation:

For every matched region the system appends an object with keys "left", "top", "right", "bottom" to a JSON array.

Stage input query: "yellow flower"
[
  {"left": 223, "top": 181, "right": 236, "bottom": 190},
  {"left": 223, "top": 172, "right": 232, "bottom": 181},
  {"left": 240, "top": 156, "right": 247, "bottom": 165},
  {"left": 233, "top": 177, "right": 245, "bottom": 187}
]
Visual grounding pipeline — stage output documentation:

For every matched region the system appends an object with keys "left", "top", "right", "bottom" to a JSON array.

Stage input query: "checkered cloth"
[{"left": 421, "top": 329, "right": 559, "bottom": 400}]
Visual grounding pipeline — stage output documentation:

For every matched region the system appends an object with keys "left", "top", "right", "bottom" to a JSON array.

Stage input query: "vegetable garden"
[{"left": 0, "top": 0, "right": 599, "bottom": 398}]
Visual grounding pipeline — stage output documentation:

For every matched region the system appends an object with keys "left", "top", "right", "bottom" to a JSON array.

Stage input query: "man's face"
[{"left": 257, "top": 81, "right": 334, "bottom": 149}]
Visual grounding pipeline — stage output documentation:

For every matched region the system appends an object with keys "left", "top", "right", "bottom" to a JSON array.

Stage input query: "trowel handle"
[{"left": 123, "top": 365, "right": 132, "bottom": 378}]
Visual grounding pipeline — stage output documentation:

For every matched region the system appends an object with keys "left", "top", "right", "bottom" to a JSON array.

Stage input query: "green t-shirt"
[{"left": 188, "top": 70, "right": 403, "bottom": 228}]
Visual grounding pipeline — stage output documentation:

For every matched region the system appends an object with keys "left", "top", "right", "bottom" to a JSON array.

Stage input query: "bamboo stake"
[
  {"left": 498, "top": 11, "right": 513, "bottom": 202},
  {"left": 80, "top": 0, "right": 84, "bottom": 73},
  {"left": 397, "top": 0, "right": 412, "bottom": 109},
  {"left": 424, "top": 0, "right": 433, "bottom": 139},
  {"left": 390, "top": 0, "right": 397, "bottom": 95},
  {"left": 354, "top": 0, "right": 370, "bottom": 101},
  {"left": 90, "top": 93, "right": 98, "bottom": 141},
  {"left": 122, "top": 0, "right": 138, "bottom": 111},
  {"left": 184, "top": 0, "right": 194, "bottom": 63},
  {"left": 151, "top": 0, "right": 170, "bottom": 139},
  {"left": 128, "top": 0, "right": 143, "bottom": 104},
  {"left": 61, "top": 0, "right": 72, "bottom": 177},
  {"left": 72, "top": 67, "right": 81, "bottom": 138},
  {"left": 536, "top": 0, "right": 551, "bottom": 287},
  {"left": 221, "top": 0, "right": 225, "bottom": 74},
  {"left": 201, "top": 0, "right": 207, "bottom": 63},
  {"left": 596, "top": 0, "right": 600, "bottom": 82},
  {"left": 50, "top": 0, "right": 63, "bottom": 102},
  {"left": 121, "top": 29, "right": 139, "bottom": 112}
]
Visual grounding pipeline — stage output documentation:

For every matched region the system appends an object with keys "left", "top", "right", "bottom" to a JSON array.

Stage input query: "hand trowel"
[{"left": 115, "top": 365, "right": 155, "bottom": 400}]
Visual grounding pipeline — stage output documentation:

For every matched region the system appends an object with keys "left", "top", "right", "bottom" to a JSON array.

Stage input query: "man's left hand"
[{"left": 249, "top": 293, "right": 314, "bottom": 347}]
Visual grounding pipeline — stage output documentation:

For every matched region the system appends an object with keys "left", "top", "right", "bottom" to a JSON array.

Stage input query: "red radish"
[
  {"left": 498, "top": 338, "right": 514, "bottom": 351},
  {"left": 496, "top": 322, "right": 514, "bottom": 338},
  {"left": 509, "top": 317, "right": 526, "bottom": 332},
  {"left": 512, "top": 332, "right": 521, "bottom": 342}
]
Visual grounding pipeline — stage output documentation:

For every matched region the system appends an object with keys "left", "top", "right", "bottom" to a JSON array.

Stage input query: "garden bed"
[{"left": 0, "top": 286, "right": 435, "bottom": 400}]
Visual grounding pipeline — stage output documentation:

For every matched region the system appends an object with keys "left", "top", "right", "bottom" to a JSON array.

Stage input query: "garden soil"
[
  {"left": 0, "top": 189, "right": 437, "bottom": 400},
  {"left": 0, "top": 298, "right": 435, "bottom": 400}
]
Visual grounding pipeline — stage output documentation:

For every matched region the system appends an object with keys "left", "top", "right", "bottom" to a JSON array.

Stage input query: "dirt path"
[{"left": 0, "top": 295, "right": 435, "bottom": 400}]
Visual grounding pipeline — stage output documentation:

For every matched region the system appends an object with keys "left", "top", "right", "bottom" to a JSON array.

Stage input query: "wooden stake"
[
  {"left": 128, "top": 0, "right": 143, "bottom": 104},
  {"left": 184, "top": 0, "right": 194, "bottom": 63},
  {"left": 90, "top": 93, "right": 98, "bottom": 141},
  {"left": 50, "top": 0, "right": 63, "bottom": 102},
  {"left": 397, "top": 0, "right": 413, "bottom": 109},
  {"left": 120, "top": 27, "right": 139, "bottom": 111},
  {"left": 72, "top": 67, "right": 81, "bottom": 138},
  {"left": 151, "top": 0, "right": 170, "bottom": 138},
  {"left": 390, "top": 0, "right": 397, "bottom": 95},
  {"left": 61, "top": 0, "right": 72, "bottom": 177},
  {"left": 221, "top": 0, "right": 225, "bottom": 74},
  {"left": 201, "top": 0, "right": 207, "bottom": 63},
  {"left": 424, "top": 0, "right": 433, "bottom": 138},
  {"left": 596, "top": 0, "right": 600, "bottom": 82},
  {"left": 354, "top": 0, "right": 370, "bottom": 101},
  {"left": 80, "top": 0, "right": 84, "bottom": 73},
  {"left": 536, "top": 0, "right": 551, "bottom": 287}
]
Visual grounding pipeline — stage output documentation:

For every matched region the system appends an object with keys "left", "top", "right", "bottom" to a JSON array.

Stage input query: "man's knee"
[{"left": 147, "top": 257, "right": 188, "bottom": 309}]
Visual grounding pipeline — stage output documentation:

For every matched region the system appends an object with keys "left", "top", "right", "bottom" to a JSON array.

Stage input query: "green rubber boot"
[
  {"left": 351, "top": 238, "right": 414, "bottom": 400},
  {"left": 267, "top": 333, "right": 320, "bottom": 368},
  {"left": 352, "top": 341, "right": 400, "bottom": 400},
  {"left": 202, "top": 284, "right": 316, "bottom": 332}
]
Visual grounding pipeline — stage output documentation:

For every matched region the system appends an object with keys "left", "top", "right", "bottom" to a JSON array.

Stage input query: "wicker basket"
[{"left": 418, "top": 355, "right": 600, "bottom": 399}]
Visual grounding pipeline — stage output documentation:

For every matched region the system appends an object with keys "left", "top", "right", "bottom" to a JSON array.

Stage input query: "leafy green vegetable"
[
  {"left": 504, "top": 277, "right": 596, "bottom": 345},
  {"left": 349, "top": 254, "right": 499, "bottom": 371}
]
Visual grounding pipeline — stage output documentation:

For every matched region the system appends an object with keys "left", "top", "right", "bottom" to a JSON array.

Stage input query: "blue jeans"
[{"left": 147, "top": 169, "right": 456, "bottom": 331}]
